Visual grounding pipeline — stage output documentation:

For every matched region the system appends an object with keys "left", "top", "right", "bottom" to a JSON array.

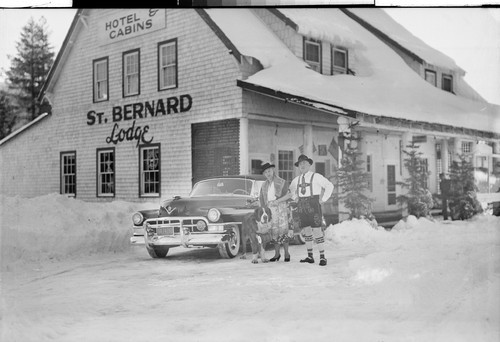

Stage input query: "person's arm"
[
  {"left": 289, "top": 178, "right": 298, "bottom": 201},
  {"left": 318, "top": 174, "right": 334, "bottom": 204}
]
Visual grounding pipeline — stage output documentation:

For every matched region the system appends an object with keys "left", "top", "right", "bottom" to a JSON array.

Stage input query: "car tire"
[
  {"left": 218, "top": 225, "right": 241, "bottom": 259},
  {"left": 146, "top": 244, "right": 169, "bottom": 258}
]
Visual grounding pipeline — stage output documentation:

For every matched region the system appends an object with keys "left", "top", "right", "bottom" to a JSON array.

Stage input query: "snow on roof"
[
  {"left": 348, "top": 8, "right": 462, "bottom": 72},
  {"left": 205, "top": 8, "right": 500, "bottom": 135}
]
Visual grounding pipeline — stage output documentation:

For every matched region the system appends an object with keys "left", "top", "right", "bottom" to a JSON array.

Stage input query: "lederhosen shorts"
[{"left": 296, "top": 173, "right": 323, "bottom": 228}]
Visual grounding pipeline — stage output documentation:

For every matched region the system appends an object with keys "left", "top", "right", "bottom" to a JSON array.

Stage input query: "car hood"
[{"left": 160, "top": 195, "right": 258, "bottom": 218}]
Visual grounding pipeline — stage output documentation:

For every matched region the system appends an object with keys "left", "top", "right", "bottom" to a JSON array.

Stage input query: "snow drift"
[
  {"left": 1, "top": 194, "right": 499, "bottom": 341},
  {"left": 0, "top": 194, "right": 152, "bottom": 269}
]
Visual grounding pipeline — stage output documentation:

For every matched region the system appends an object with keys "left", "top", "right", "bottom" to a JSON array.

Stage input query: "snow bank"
[{"left": 0, "top": 194, "right": 152, "bottom": 270}]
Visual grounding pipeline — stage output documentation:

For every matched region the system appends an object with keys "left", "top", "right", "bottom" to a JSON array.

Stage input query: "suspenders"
[{"left": 296, "top": 173, "right": 316, "bottom": 198}]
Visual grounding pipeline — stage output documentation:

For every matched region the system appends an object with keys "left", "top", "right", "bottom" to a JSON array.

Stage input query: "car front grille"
[{"left": 146, "top": 218, "right": 207, "bottom": 235}]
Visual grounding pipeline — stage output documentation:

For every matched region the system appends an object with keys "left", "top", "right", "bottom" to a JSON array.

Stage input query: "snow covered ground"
[{"left": 1, "top": 194, "right": 499, "bottom": 342}]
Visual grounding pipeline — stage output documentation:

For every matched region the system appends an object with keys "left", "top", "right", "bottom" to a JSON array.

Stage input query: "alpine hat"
[{"left": 294, "top": 154, "right": 313, "bottom": 167}]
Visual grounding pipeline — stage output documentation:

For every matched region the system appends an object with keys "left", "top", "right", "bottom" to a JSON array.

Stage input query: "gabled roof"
[
  {"left": 36, "top": 8, "right": 499, "bottom": 137},
  {"left": 344, "top": 8, "right": 463, "bottom": 73},
  {"left": 205, "top": 8, "right": 500, "bottom": 136},
  {"left": 38, "top": 9, "right": 86, "bottom": 102}
]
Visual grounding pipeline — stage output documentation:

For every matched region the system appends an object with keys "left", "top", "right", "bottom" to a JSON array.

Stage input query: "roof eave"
[{"left": 37, "top": 9, "right": 86, "bottom": 103}]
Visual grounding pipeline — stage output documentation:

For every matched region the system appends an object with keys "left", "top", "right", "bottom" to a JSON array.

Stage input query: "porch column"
[
  {"left": 239, "top": 117, "right": 249, "bottom": 175},
  {"left": 442, "top": 139, "right": 449, "bottom": 175},
  {"left": 303, "top": 124, "right": 314, "bottom": 157}
]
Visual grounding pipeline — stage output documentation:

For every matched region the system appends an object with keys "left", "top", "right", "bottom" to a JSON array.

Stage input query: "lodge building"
[{"left": 1, "top": 8, "right": 499, "bottom": 224}]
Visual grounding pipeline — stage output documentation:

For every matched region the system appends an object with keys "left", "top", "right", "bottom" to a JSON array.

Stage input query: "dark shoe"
[
  {"left": 269, "top": 255, "right": 281, "bottom": 262},
  {"left": 319, "top": 257, "right": 327, "bottom": 266},
  {"left": 284, "top": 255, "right": 290, "bottom": 262},
  {"left": 300, "top": 256, "right": 314, "bottom": 264}
]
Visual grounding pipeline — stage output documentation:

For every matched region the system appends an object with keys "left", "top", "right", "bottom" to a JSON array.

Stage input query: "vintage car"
[{"left": 131, "top": 175, "right": 306, "bottom": 259}]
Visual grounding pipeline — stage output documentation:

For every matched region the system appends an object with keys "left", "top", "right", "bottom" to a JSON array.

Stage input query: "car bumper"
[
  {"left": 146, "top": 232, "right": 227, "bottom": 248},
  {"left": 130, "top": 235, "right": 145, "bottom": 245}
]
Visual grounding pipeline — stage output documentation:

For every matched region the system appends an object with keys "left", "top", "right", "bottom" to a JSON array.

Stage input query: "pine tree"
[
  {"left": 6, "top": 16, "right": 54, "bottom": 121},
  {"left": 397, "top": 141, "right": 434, "bottom": 218},
  {"left": 0, "top": 91, "right": 18, "bottom": 140},
  {"left": 336, "top": 128, "right": 374, "bottom": 220},
  {"left": 448, "top": 155, "right": 482, "bottom": 220}
]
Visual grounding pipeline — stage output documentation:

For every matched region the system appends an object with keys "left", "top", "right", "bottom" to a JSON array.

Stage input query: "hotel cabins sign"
[
  {"left": 98, "top": 9, "right": 165, "bottom": 45},
  {"left": 87, "top": 9, "right": 193, "bottom": 148}
]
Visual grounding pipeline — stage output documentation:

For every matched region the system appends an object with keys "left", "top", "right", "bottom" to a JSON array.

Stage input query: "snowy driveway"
[{"left": 3, "top": 231, "right": 499, "bottom": 342}]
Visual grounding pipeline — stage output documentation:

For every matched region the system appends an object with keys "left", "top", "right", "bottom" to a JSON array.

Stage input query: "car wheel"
[
  {"left": 146, "top": 244, "right": 169, "bottom": 258},
  {"left": 218, "top": 225, "right": 241, "bottom": 259}
]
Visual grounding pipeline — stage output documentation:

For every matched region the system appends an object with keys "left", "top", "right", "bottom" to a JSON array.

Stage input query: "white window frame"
[
  {"left": 278, "top": 149, "right": 295, "bottom": 185},
  {"left": 97, "top": 148, "right": 115, "bottom": 197},
  {"left": 158, "top": 39, "right": 177, "bottom": 90},
  {"left": 140, "top": 144, "right": 161, "bottom": 197},
  {"left": 93, "top": 58, "right": 108, "bottom": 102},
  {"left": 304, "top": 39, "right": 321, "bottom": 73},
  {"left": 331, "top": 46, "right": 347, "bottom": 75},
  {"left": 462, "top": 141, "right": 473, "bottom": 154},
  {"left": 123, "top": 49, "right": 140, "bottom": 97},
  {"left": 387, "top": 164, "right": 397, "bottom": 206},
  {"left": 442, "top": 74, "right": 453, "bottom": 92},
  {"left": 61, "top": 151, "right": 76, "bottom": 197},
  {"left": 425, "top": 69, "right": 437, "bottom": 86}
]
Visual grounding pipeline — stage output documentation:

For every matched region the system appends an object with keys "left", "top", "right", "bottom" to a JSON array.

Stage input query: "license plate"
[{"left": 156, "top": 226, "right": 174, "bottom": 236}]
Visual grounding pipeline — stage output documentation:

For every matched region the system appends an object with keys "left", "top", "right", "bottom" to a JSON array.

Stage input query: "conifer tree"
[
  {"left": 397, "top": 141, "right": 434, "bottom": 218},
  {"left": 0, "top": 91, "right": 18, "bottom": 140},
  {"left": 6, "top": 16, "right": 54, "bottom": 121},
  {"left": 448, "top": 155, "right": 482, "bottom": 220},
  {"left": 336, "top": 126, "right": 374, "bottom": 220}
]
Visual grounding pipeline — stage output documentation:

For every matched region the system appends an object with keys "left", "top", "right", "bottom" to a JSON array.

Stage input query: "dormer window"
[
  {"left": 304, "top": 38, "right": 321, "bottom": 73},
  {"left": 425, "top": 69, "right": 437, "bottom": 86},
  {"left": 331, "top": 46, "right": 348, "bottom": 75},
  {"left": 442, "top": 74, "right": 453, "bottom": 93}
]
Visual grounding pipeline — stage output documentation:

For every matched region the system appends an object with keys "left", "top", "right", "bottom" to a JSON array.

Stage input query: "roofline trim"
[
  {"left": 195, "top": 9, "right": 242, "bottom": 64},
  {"left": 0, "top": 112, "right": 50, "bottom": 147},
  {"left": 268, "top": 9, "right": 299, "bottom": 31},
  {"left": 340, "top": 8, "right": 425, "bottom": 65},
  {"left": 237, "top": 79, "right": 357, "bottom": 119},
  {"left": 38, "top": 9, "right": 84, "bottom": 102}
]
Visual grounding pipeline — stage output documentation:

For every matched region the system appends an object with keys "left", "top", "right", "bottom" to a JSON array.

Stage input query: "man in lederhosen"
[{"left": 289, "top": 154, "right": 334, "bottom": 266}]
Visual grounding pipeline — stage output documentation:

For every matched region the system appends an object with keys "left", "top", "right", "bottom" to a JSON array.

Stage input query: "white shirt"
[
  {"left": 267, "top": 181, "right": 276, "bottom": 201},
  {"left": 289, "top": 171, "right": 334, "bottom": 203}
]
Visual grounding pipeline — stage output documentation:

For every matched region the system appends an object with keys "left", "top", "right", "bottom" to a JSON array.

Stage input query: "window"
[
  {"left": 442, "top": 74, "right": 453, "bottom": 92},
  {"left": 97, "top": 148, "right": 115, "bottom": 197},
  {"left": 61, "top": 151, "right": 76, "bottom": 197},
  {"left": 140, "top": 144, "right": 160, "bottom": 197},
  {"left": 367, "top": 155, "right": 373, "bottom": 192},
  {"left": 251, "top": 159, "right": 263, "bottom": 175},
  {"left": 425, "top": 69, "right": 436, "bottom": 86},
  {"left": 93, "top": 57, "right": 108, "bottom": 102},
  {"left": 278, "top": 150, "right": 294, "bottom": 185},
  {"left": 158, "top": 39, "right": 177, "bottom": 90},
  {"left": 315, "top": 162, "right": 326, "bottom": 177},
  {"left": 462, "top": 141, "right": 473, "bottom": 154},
  {"left": 387, "top": 165, "right": 396, "bottom": 205},
  {"left": 304, "top": 38, "right": 321, "bottom": 73},
  {"left": 331, "top": 47, "right": 347, "bottom": 75},
  {"left": 123, "top": 49, "right": 140, "bottom": 97}
]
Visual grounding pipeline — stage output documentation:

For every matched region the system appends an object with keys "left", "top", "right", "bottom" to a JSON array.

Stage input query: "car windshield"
[{"left": 190, "top": 178, "right": 263, "bottom": 197}]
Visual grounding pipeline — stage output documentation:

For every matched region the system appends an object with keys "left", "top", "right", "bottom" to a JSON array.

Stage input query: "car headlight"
[
  {"left": 132, "top": 212, "right": 144, "bottom": 225},
  {"left": 196, "top": 220, "right": 207, "bottom": 231},
  {"left": 207, "top": 208, "right": 221, "bottom": 222}
]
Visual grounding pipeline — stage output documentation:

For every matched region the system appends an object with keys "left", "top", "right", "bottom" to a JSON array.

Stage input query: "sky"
[{"left": 0, "top": 7, "right": 499, "bottom": 105}]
